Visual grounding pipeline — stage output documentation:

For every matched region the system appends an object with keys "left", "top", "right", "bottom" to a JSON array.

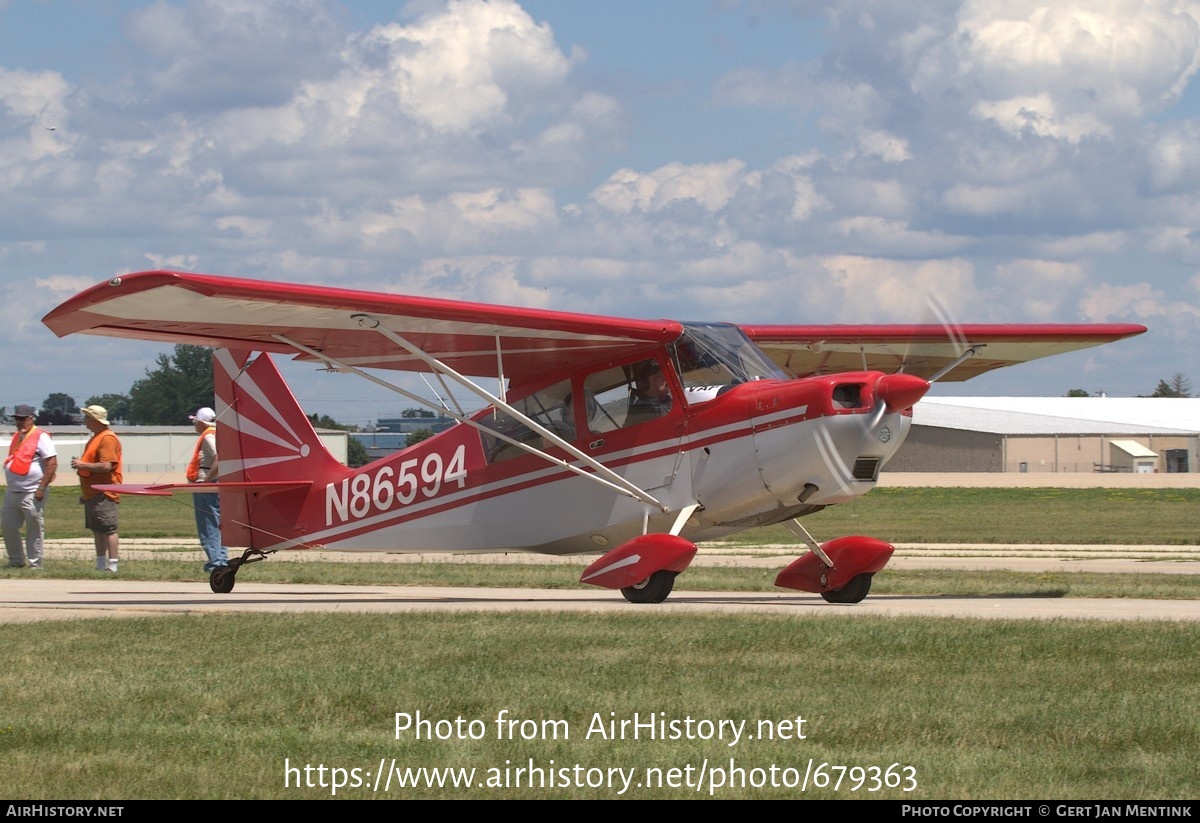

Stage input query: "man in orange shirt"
[{"left": 71, "top": 404, "right": 122, "bottom": 573}]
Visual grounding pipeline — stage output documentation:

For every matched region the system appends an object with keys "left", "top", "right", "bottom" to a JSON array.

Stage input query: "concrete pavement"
[
  {"left": 2, "top": 538, "right": 1196, "bottom": 624},
  {"left": 0, "top": 577, "right": 1195, "bottom": 623}
]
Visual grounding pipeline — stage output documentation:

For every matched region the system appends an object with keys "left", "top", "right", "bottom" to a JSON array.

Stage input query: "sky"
[{"left": 3, "top": 0, "right": 1199, "bottom": 427}]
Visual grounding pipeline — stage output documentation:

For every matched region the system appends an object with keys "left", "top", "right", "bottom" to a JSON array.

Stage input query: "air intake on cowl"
[{"left": 852, "top": 457, "right": 880, "bottom": 481}]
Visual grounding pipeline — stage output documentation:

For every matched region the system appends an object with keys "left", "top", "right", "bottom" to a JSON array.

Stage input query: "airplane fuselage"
[{"left": 285, "top": 371, "right": 914, "bottom": 556}]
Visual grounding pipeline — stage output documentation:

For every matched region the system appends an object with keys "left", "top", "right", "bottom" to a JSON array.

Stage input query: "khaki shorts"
[{"left": 83, "top": 495, "right": 120, "bottom": 535}]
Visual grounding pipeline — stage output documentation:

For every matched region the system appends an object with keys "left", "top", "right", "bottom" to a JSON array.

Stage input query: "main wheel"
[
  {"left": 621, "top": 570, "right": 676, "bottom": 604},
  {"left": 209, "top": 566, "right": 236, "bottom": 594},
  {"left": 820, "top": 573, "right": 873, "bottom": 604}
]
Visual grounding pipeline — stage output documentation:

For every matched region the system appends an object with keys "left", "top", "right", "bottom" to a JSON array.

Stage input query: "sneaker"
[{"left": 5, "top": 563, "right": 24, "bottom": 568}]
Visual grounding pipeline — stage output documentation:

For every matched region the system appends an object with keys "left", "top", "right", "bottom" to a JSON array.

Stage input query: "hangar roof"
[{"left": 914, "top": 397, "right": 1200, "bottom": 435}]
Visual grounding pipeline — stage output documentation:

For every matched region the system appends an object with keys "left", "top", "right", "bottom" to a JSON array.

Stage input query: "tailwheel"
[
  {"left": 820, "top": 573, "right": 873, "bottom": 604},
  {"left": 207, "top": 548, "right": 273, "bottom": 594},
  {"left": 621, "top": 570, "right": 677, "bottom": 604},
  {"left": 209, "top": 565, "right": 235, "bottom": 594}
]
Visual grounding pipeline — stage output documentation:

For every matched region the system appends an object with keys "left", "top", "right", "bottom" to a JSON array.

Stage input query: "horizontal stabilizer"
[{"left": 93, "top": 480, "right": 312, "bottom": 497}]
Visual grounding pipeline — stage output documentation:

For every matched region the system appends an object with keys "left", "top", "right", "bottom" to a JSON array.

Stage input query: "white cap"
[{"left": 189, "top": 407, "right": 216, "bottom": 424}]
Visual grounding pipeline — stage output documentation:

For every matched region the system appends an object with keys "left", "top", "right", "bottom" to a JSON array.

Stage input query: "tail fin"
[{"left": 214, "top": 349, "right": 347, "bottom": 548}]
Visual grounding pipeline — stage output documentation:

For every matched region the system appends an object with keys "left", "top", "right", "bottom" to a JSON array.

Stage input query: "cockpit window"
[
  {"left": 479, "top": 379, "right": 573, "bottom": 463},
  {"left": 582, "top": 358, "right": 672, "bottom": 433},
  {"left": 670, "top": 322, "right": 786, "bottom": 404}
]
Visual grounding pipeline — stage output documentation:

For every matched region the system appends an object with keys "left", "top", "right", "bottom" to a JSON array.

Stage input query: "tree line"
[
  {"left": 20, "top": 345, "right": 348, "bottom": 427},
  {"left": 17, "top": 344, "right": 370, "bottom": 465},
  {"left": 1066, "top": 372, "right": 1193, "bottom": 398}
]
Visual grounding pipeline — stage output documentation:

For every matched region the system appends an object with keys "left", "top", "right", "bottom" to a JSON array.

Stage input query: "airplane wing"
[
  {"left": 740, "top": 323, "right": 1147, "bottom": 383},
  {"left": 42, "top": 270, "right": 681, "bottom": 383},
  {"left": 43, "top": 270, "right": 1146, "bottom": 385}
]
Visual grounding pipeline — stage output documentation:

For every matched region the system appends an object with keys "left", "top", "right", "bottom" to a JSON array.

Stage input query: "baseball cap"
[{"left": 189, "top": 407, "right": 216, "bottom": 424}]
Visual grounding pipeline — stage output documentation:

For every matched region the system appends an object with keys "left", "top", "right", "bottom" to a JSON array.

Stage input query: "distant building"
[
  {"left": 375, "top": 415, "right": 457, "bottom": 435},
  {"left": 352, "top": 415, "right": 456, "bottom": 459},
  {"left": 886, "top": 397, "right": 1199, "bottom": 473}
]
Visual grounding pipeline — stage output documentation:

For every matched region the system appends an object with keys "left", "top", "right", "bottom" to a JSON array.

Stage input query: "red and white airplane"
[{"left": 43, "top": 270, "right": 1144, "bottom": 603}]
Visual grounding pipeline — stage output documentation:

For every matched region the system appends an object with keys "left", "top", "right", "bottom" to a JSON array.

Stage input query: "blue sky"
[{"left": 3, "top": 0, "right": 1198, "bottom": 426}]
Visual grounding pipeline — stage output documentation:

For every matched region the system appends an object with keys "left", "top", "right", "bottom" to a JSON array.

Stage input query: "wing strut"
[
  {"left": 273, "top": 327, "right": 667, "bottom": 512},
  {"left": 421, "top": 372, "right": 465, "bottom": 417},
  {"left": 494, "top": 333, "right": 507, "bottom": 404}
]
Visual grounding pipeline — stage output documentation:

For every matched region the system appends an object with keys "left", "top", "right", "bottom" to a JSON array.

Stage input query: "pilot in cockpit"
[{"left": 625, "top": 359, "right": 672, "bottom": 424}]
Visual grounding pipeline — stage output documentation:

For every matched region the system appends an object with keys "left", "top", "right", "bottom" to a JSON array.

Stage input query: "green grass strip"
[
  {"left": 32, "top": 486, "right": 1200, "bottom": 544},
  {"left": 1, "top": 613, "right": 1196, "bottom": 799}
]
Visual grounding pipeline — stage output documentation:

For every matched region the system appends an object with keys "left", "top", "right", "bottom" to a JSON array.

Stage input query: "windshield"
[{"left": 670, "top": 323, "right": 786, "bottom": 401}]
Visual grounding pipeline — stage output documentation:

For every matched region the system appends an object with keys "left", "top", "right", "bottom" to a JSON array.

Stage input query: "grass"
[
  {"left": 42, "top": 488, "right": 198, "bottom": 539},
  {"left": 741, "top": 487, "right": 1200, "bottom": 545},
  {"left": 35, "top": 486, "right": 1200, "bottom": 544},
  {"left": 5, "top": 484, "right": 1198, "bottom": 800},
  {"left": 1, "top": 614, "right": 1197, "bottom": 799}
]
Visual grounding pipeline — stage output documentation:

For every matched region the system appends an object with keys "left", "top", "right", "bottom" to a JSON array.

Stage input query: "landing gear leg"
[{"left": 208, "top": 547, "right": 273, "bottom": 594}]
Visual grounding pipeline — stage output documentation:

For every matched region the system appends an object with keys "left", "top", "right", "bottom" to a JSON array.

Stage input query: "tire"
[
  {"left": 820, "top": 573, "right": 873, "bottom": 604},
  {"left": 621, "top": 570, "right": 676, "bottom": 604},
  {"left": 209, "top": 566, "right": 236, "bottom": 594}
]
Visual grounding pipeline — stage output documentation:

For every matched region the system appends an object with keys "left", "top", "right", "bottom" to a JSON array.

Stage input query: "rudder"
[{"left": 214, "top": 348, "right": 346, "bottom": 549}]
